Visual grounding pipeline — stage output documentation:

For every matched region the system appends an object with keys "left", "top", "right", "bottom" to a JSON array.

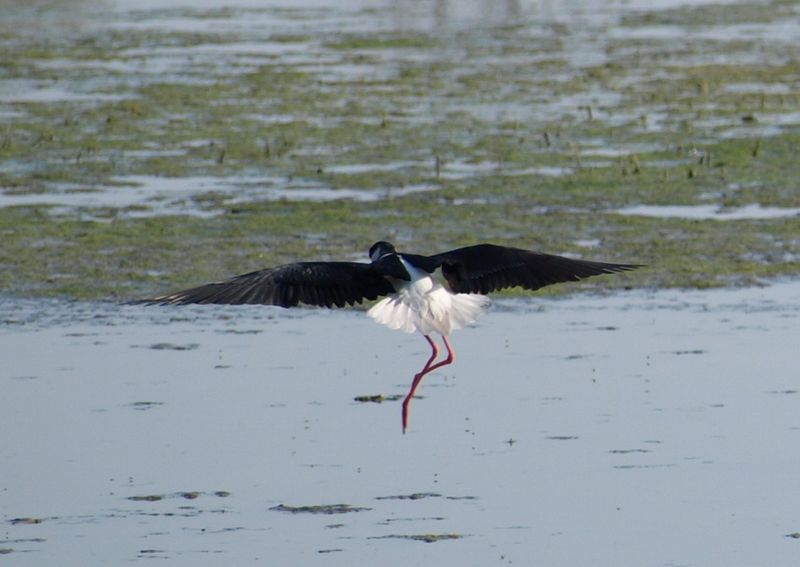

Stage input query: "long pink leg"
[
  {"left": 402, "top": 336, "right": 438, "bottom": 426},
  {"left": 402, "top": 335, "right": 456, "bottom": 433}
]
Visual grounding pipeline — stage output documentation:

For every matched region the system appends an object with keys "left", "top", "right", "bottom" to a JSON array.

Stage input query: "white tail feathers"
[{"left": 368, "top": 284, "right": 489, "bottom": 335}]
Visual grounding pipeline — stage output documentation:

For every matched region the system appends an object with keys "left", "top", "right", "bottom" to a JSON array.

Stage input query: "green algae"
[
  {"left": 1, "top": 1, "right": 800, "bottom": 300},
  {"left": 621, "top": 0, "right": 797, "bottom": 27},
  {"left": 325, "top": 34, "right": 440, "bottom": 50}
]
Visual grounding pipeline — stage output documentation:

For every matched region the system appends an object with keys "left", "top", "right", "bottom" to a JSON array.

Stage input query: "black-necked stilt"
[{"left": 137, "top": 241, "right": 640, "bottom": 431}]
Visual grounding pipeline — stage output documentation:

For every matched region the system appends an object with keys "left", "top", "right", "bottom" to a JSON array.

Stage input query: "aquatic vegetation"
[{"left": 1, "top": 1, "right": 799, "bottom": 299}]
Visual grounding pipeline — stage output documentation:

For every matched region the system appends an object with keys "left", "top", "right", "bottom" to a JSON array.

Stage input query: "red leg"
[
  {"left": 402, "top": 335, "right": 456, "bottom": 433},
  {"left": 401, "top": 335, "right": 438, "bottom": 432}
]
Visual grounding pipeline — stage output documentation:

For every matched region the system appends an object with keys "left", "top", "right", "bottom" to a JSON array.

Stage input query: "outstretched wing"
[
  {"left": 421, "top": 244, "right": 640, "bottom": 294},
  {"left": 134, "top": 261, "right": 396, "bottom": 308}
]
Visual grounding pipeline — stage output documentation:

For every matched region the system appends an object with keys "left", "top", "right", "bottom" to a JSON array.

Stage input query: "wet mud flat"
[{"left": 2, "top": 282, "right": 800, "bottom": 565}]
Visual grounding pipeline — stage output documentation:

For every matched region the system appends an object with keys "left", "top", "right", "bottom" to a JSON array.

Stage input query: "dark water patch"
[
  {"left": 375, "top": 492, "right": 441, "bottom": 501},
  {"left": 8, "top": 517, "right": 45, "bottom": 525},
  {"left": 270, "top": 503, "right": 370, "bottom": 515},
  {"left": 127, "top": 490, "right": 229, "bottom": 503},
  {"left": 127, "top": 401, "right": 165, "bottom": 411},
  {"left": 1, "top": 538, "right": 46, "bottom": 544},
  {"left": 135, "top": 342, "right": 200, "bottom": 351},
  {"left": 354, "top": 394, "right": 402, "bottom": 403},
  {"left": 609, "top": 449, "right": 652, "bottom": 454},
  {"left": 369, "top": 533, "right": 463, "bottom": 543},
  {"left": 545, "top": 435, "right": 579, "bottom": 441},
  {"left": 119, "top": 505, "right": 231, "bottom": 520},
  {"left": 130, "top": 510, "right": 201, "bottom": 518},
  {"left": 128, "top": 494, "right": 164, "bottom": 502},
  {"left": 377, "top": 516, "right": 446, "bottom": 525},
  {"left": 670, "top": 349, "right": 706, "bottom": 355}
]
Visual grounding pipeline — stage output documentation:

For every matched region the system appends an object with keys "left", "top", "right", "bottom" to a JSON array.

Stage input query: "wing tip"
[{"left": 603, "top": 262, "right": 644, "bottom": 273}]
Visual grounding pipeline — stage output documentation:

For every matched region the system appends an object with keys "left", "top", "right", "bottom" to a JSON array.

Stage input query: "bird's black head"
[{"left": 369, "top": 241, "right": 397, "bottom": 262}]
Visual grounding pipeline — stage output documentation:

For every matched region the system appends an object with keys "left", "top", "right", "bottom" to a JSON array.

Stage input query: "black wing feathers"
[
  {"left": 137, "top": 262, "right": 395, "bottom": 308},
  {"left": 135, "top": 243, "right": 639, "bottom": 308},
  {"left": 429, "top": 244, "right": 639, "bottom": 294}
]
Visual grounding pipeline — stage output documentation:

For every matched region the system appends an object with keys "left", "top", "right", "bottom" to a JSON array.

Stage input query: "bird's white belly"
[{"left": 367, "top": 259, "right": 489, "bottom": 335}]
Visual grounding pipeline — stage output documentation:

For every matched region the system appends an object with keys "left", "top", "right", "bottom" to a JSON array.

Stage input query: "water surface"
[{"left": 3, "top": 282, "right": 800, "bottom": 565}]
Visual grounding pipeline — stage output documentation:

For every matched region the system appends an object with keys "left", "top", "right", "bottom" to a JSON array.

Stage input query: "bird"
[{"left": 135, "top": 241, "right": 640, "bottom": 432}]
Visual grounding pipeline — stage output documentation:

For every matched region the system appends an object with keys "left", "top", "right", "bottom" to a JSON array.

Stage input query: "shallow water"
[
  {"left": 616, "top": 203, "right": 800, "bottom": 221},
  {"left": 3, "top": 282, "right": 800, "bottom": 565}
]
